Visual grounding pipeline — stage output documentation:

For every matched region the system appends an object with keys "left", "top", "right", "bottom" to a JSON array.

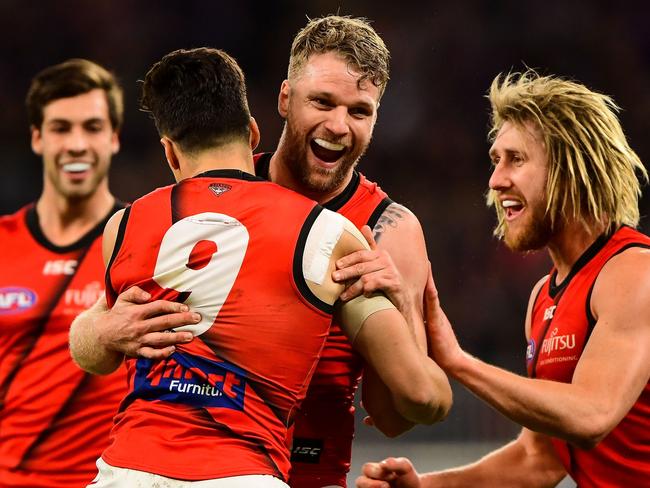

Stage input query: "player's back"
[{"left": 103, "top": 169, "right": 335, "bottom": 482}]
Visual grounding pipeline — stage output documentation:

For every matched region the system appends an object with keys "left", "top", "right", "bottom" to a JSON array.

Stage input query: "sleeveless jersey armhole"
[
  {"left": 292, "top": 205, "right": 344, "bottom": 315},
  {"left": 585, "top": 242, "right": 650, "bottom": 334},
  {"left": 105, "top": 205, "right": 132, "bottom": 305},
  {"left": 366, "top": 196, "right": 394, "bottom": 229}
]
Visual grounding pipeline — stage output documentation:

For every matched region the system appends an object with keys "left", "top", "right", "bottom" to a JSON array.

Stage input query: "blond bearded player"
[{"left": 357, "top": 71, "right": 650, "bottom": 488}]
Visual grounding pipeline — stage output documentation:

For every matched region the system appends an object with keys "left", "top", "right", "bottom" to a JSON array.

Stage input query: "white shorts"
[{"left": 88, "top": 458, "right": 289, "bottom": 487}]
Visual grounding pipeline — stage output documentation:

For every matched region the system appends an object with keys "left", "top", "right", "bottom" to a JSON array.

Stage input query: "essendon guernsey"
[
  {"left": 255, "top": 153, "right": 393, "bottom": 487},
  {"left": 103, "top": 169, "right": 335, "bottom": 482},
  {"left": 0, "top": 203, "right": 127, "bottom": 487},
  {"left": 528, "top": 226, "right": 650, "bottom": 487}
]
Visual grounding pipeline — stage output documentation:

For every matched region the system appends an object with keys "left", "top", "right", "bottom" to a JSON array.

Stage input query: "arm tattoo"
[{"left": 372, "top": 203, "right": 408, "bottom": 243}]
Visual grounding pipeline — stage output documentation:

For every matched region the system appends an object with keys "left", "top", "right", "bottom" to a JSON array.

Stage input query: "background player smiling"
[{"left": 0, "top": 59, "right": 129, "bottom": 487}]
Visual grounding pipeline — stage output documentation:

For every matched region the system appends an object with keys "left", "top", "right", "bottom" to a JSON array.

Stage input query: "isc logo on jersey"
[
  {"left": 291, "top": 438, "right": 323, "bottom": 463},
  {"left": 43, "top": 259, "right": 78, "bottom": 275},
  {"left": 0, "top": 287, "right": 37, "bottom": 314}
]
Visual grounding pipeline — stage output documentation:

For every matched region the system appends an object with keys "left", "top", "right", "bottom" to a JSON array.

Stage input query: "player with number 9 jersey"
[{"left": 102, "top": 169, "right": 351, "bottom": 482}]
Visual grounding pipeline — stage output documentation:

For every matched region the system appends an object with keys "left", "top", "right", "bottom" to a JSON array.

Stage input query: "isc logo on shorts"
[
  {"left": 0, "top": 287, "right": 37, "bottom": 314},
  {"left": 290, "top": 438, "right": 323, "bottom": 463},
  {"left": 133, "top": 352, "right": 247, "bottom": 410}
]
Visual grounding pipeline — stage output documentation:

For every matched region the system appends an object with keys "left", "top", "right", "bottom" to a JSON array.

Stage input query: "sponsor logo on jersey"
[
  {"left": 543, "top": 305, "right": 556, "bottom": 321},
  {"left": 132, "top": 352, "right": 246, "bottom": 410},
  {"left": 540, "top": 327, "right": 576, "bottom": 355},
  {"left": 64, "top": 281, "right": 103, "bottom": 309},
  {"left": 290, "top": 437, "right": 323, "bottom": 464},
  {"left": 209, "top": 183, "right": 232, "bottom": 196},
  {"left": 43, "top": 259, "right": 78, "bottom": 275},
  {"left": 526, "top": 338, "right": 536, "bottom": 362},
  {"left": 0, "top": 287, "right": 37, "bottom": 314}
]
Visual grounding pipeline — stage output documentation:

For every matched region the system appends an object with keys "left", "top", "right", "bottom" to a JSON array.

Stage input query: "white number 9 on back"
[{"left": 153, "top": 212, "right": 249, "bottom": 336}]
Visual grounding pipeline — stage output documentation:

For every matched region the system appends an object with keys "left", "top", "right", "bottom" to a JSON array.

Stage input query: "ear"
[
  {"left": 160, "top": 137, "right": 180, "bottom": 171},
  {"left": 278, "top": 80, "right": 290, "bottom": 118},
  {"left": 249, "top": 117, "right": 260, "bottom": 151},
  {"left": 111, "top": 131, "right": 120, "bottom": 155},
  {"left": 31, "top": 125, "right": 43, "bottom": 155}
]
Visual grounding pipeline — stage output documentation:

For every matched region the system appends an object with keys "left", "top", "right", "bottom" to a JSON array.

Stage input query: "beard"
[
  {"left": 280, "top": 117, "right": 367, "bottom": 196},
  {"left": 503, "top": 200, "right": 554, "bottom": 252}
]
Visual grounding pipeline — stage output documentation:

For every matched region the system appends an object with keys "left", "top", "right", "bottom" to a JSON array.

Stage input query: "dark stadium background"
[{"left": 2, "top": 1, "right": 648, "bottom": 484}]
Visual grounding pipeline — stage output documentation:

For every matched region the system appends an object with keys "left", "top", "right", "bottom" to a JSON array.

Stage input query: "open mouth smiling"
[
  {"left": 61, "top": 162, "right": 93, "bottom": 174},
  {"left": 310, "top": 138, "right": 346, "bottom": 164},
  {"left": 502, "top": 198, "right": 525, "bottom": 220}
]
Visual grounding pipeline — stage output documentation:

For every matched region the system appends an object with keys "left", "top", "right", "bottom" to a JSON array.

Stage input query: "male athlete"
[
  {"left": 0, "top": 59, "right": 131, "bottom": 487},
  {"left": 259, "top": 16, "right": 447, "bottom": 487},
  {"left": 71, "top": 16, "right": 451, "bottom": 487},
  {"left": 70, "top": 47, "right": 448, "bottom": 487},
  {"left": 356, "top": 71, "right": 650, "bottom": 487}
]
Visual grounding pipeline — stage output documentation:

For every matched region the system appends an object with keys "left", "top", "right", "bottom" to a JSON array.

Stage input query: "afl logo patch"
[
  {"left": 209, "top": 183, "right": 231, "bottom": 197},
  {"left": 0, "top": 287, "right": 37, "bottom": 314},
  {"left": 526, "top": 339, "right": 536, "bottom": 361}
]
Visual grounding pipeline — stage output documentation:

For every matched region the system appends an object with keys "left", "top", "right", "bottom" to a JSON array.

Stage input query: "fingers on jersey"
[
  {"left": 302, "top": 209, "right": 397, "bottom": 341},
  {"left": 332, "top": 229, "right": 404, "bottom": 303},
  {"left": 114, "top": 284, "right": 153, "bottom": 304}
]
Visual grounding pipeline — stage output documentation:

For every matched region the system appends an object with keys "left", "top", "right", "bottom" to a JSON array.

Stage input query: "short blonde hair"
[
  {"left": 288, "top": 15, "right": 390, "bottom": 98},
  {"left": 487, "top": 70, "right": 647, "bottom": 237}
]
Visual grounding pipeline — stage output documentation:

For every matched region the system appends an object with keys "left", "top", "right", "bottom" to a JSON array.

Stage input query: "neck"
[
  {"left": 177, "top": 142, "right": 255, "bottom": 181},
  {"left": 36, "top": 181, "right": 115, "bottom": 247},
  {"left": 268, "top": 142, "right": 353, "bottom": 205},
  {"left": 547, "top": 219, "right": 607, "bottom": 282}
]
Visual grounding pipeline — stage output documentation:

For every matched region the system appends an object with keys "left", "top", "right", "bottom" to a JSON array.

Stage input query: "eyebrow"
[
  {"left": 489, "top": 148, "right": 524, "bottom": 158},
  {"left": 46, "top": 117, "right": 107, "bottom": 125},
  {"left": 310, "top": 91, "right": 376, "bottom": 112}
]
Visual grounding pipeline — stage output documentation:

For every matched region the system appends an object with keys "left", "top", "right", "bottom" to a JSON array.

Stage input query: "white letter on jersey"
[{"left": 153, "top": 212, "right": 249, "bottom": 336}]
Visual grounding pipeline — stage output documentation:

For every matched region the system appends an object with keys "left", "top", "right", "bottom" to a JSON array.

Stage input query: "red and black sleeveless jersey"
[
  {"left": 528, "top": 226, "right": 650, "bottom": 487},
  {"left": 0, "top": 203, "right": 127, "bottom": 487},
  {"left": 255, "top": 154, "right": 393, "bottom": 487},
  {"left": 103, "top": 169, "right": 336, "bottom": 482}
]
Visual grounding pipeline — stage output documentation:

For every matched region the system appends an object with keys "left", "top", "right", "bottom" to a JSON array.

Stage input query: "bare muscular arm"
[
  {"left": 356, "top": 428, "right": 566, "bottom": 488},
  {"left": 333, "top": 204, "right": 451, "bottom": 435},
  {"left": 425, "top": 248, "right": 650, "bottom": 448}
]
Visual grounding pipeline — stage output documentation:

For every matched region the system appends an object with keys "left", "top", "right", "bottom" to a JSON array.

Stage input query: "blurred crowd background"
[{"left": 2, "top": 0, "right": 649, "bottom": 451}]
